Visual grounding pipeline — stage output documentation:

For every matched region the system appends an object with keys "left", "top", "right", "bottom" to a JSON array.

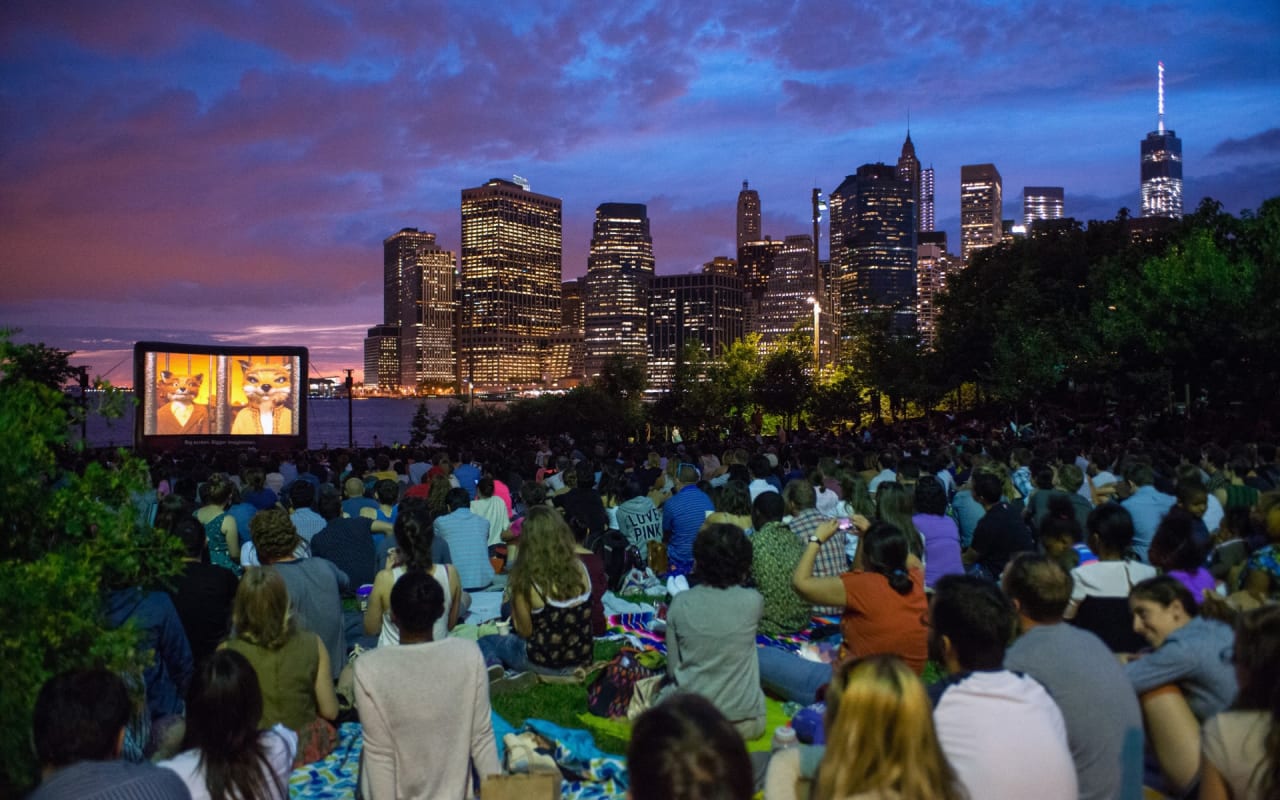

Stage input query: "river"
[{"left": 80, "top": 396, "right": 460, "bottom": 450}]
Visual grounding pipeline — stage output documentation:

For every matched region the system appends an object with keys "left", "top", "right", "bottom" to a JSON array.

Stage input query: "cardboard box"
[{"left": 480, "top": 772, "right": 562, "bottom": 800}]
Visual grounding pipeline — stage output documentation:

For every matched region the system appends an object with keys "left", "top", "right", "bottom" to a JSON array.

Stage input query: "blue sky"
[{"left": 2, "top": 0, "right": 1277, "bottom": 382}]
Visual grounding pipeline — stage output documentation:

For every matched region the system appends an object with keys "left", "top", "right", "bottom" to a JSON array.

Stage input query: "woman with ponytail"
[
  {"left": 160, "top": 649, "right": 296, "bottom": 799},
  {"left": 759, "top": 520, "right": 928, "bottom": 705},
  {"left": 364, "top": 504, "right": 461, "bottom": 644}
]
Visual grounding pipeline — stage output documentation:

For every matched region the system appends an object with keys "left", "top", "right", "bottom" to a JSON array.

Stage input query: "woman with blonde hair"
[
  {"left": 769, "top": 655, "right": 965, "bottom": 800},
  {"left": 477, "top": 506, "right": 593, "bottom": 676},
  {"left": 223, "top": 567, "right": 339, "bottom": 765}
]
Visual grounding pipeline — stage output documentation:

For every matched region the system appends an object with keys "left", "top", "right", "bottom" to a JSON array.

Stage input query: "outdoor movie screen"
[{"left": 134, "top": 341, "right": 307, "bottom": 448}]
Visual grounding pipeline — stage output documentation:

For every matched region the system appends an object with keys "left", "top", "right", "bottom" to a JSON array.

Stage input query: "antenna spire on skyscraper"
[{"left": 1157, "top": 61, "right": 1165, "bottom": 134}]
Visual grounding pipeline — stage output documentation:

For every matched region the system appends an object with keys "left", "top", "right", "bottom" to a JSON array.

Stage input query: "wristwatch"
[{"left": 807, "top": 535, "right": 822, "bottom": 545}]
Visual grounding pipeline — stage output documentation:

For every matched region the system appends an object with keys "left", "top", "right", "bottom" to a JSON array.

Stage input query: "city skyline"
[{"left": 2, "top": 2, "right": 1277, "bottom": 383}]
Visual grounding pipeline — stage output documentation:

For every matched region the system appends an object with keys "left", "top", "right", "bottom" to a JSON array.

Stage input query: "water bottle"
[{"left": 771, "top": 725, "right": 798, "bottom": 752}]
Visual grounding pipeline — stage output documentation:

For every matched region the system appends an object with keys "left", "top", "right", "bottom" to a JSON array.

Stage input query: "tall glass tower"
[
  {"left": 584, "top": 203, "right": 654, "bottom": 379},
  {"left": 459, "top": 178, "right": 562, "bottom": 390},
  {"left": 736, "top": 180, "right": 761, "bottom": 261},
  {"left": 960, "top": 163, "right": 1003, "bottom": 263},
  {"left": 1141, "top": 63, "right": 1183, "bottom": 219}
]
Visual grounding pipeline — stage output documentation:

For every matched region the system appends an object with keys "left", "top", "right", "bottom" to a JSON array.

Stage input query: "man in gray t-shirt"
[{"left": 1003, "top": 554, "right": 1144, "bottom": 800}]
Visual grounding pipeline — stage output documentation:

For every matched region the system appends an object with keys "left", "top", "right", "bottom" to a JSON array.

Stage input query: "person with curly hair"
[
  {"left": 1201, "top": 604, "right": 1280, "bottom": 800},
  {"left": 252, "top": 508, "right": 346, "bottom": 681},
  {"left": 659, "top": 522, "right": 767, "bottom": 739},
  {"left": 223, "top": 567, "right": 338, "bottom": 766},
  {"left": 477, "top": 506, "right": 593, "bottom": 675}
]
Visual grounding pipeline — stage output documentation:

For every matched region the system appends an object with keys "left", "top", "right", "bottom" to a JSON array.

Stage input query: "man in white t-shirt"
[{"left": 928, "top": 575, "right": 1078, "bottom": 800}]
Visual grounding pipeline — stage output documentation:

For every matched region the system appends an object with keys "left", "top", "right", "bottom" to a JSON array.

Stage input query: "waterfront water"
[{"left": 81, "top": 396, "right": 460, "bottom": 450}]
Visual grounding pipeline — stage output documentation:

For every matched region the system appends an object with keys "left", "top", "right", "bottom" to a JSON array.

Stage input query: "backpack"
[
  {"left": 585, "top": 528, "right": 633, "bottom": 592},
  {"left": 586, "top": 648, "right": 661, "bottom": 718}
]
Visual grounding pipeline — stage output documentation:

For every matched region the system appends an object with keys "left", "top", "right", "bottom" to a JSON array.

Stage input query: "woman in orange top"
[{"left": 795, "top": 518, "right": 929, "bottom": 673}]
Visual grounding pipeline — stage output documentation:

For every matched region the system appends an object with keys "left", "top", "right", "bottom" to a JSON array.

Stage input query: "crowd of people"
[{"left": 25, "top": 412, "right": 1280, "bottom": 799}]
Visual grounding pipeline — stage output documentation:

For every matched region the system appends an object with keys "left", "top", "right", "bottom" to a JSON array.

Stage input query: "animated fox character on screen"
[
  {"left": 230, "top": 360, "right": 293, "bottom": 435},
  {"left": 154, "top": 370, "right": 210, "bottom": 435}
]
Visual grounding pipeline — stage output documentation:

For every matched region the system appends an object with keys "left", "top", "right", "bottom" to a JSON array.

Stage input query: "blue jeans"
[
  {"left": 757, "top": 646, "right": 832, "bottom": 705},
  {"left": 476, "top": 634, "right": 578, "bottom": 677}
]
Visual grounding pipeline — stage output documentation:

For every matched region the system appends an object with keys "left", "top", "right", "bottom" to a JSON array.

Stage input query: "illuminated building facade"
[
  {"left": 363, "top": 324, "right": 401, "bottom": 390},
  {"left": 960, "top": 163, "right": 1003, "bottom": 263},
  {"left": 396, "top": 233, "right": 457, "bottom": 391},
  {"left": 916, "top": 232, "right": 954, "bottom": 350},
  {"left": 584, "top": 203, "right": 654, "bottom": 379},
  {"left": 755, "top": 235, "right": 820, "bottom": 355},
  {"left": 736, "top": 181, "right": 761, "bottom": 262},
  {"left": 920, "top": 167, "right": 935, "bottom": 232},
  {"left": 1023, "top": 186, "right": 1064, "bottom": 230},
  {"left": 896, "top": 133, "right": 922, "bottom": 233},
  {"left": 648, "top": 273, "right": 745, "bottom": 389},
  {"left": 703, "top": 256, "right": 737, "bottom": 276},
  {"left": 459, "top": 178, "right": 562, "bottom": 390},
  {"left": 562, "top": 277, "right": 586, "bottom": 332},
  {"left": 1141, "top": 62, "right": 1183, "bottom": 220},
  {"left": 829, "top": 163, "right": 917, "bottom": 340}
]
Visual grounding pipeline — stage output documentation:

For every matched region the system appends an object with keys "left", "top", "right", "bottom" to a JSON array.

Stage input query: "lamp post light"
[{"left": 808, "top": 297, "right": 821, "bottom": 374}]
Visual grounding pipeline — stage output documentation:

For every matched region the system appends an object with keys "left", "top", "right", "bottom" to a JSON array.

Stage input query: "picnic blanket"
[
  {"left": 289, "top": 721, "right": 362, "bottom": 799},
  {"left": 607, "top": 612, "right": 840, "bottom": 654}
]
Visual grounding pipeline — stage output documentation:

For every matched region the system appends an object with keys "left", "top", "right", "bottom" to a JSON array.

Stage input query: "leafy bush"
[{"left": 0, "top": 337, "right": 183, "bottom": 793}]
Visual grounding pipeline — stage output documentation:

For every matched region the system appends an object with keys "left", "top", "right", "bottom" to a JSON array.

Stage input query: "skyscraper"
[
  {"left": 829, "top": 163, "right": 917, "bottom": 340},
  {"left": 754, "top": 234, "right": 821, "bottom": 355},
  {"left": 736, "top": 180, "right": 761, "bottom": 261},
  {"left": 648, "top": 273, "right": 745, "bottom": 389},
  {"left": 1141, "top": 62, "right": 1183, "bottom": 219},
  {"left": 459, "top": 178, "right": 562, "bottom": 390},
  {"left": 920, "top": 167, "right": 935, "bottom": 232},
  {"left": 1023, "top": 187, "right": 1065, "bottom": 229},
  {"left": 380, "top": 228, "right": 440, "bottom": 386},
  {"left": 363, "top": 324, "right": 400, "bottom": 390},
  {"left": 584, "top": 203, "right": 655, "bottom": 379},
  {"left": 960, "top": 163, "right": 1003, "bottom": 263},
  {"left": 916, "top": 232, "right": 954, "bottom": 350},
  {"left": 897, "top": 132, "right": 922, "bottom": 233},
  {"left": 396, "top": 232, "right": 456, "bottom": 392}
]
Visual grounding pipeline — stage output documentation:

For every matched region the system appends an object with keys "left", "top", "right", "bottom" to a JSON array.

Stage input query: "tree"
[
  {"left": 754, "top": 344, "right": 812, "bottom": 431},
  {"left": 408, "top": 400, "right": 434, "bottom": 447},
  {"left": 0, "top": 335, "right": 184, "bottom": 793}
]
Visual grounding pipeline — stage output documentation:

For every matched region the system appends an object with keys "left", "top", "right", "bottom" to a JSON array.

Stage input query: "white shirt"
[
  {"left": 1066, "top": 560, "right": 1158, "bottom": 618},
  {"left": 933, "top": 670, "right": 1077, "bottom": 800},
  {"left": 161, "top": 724, "right": 296, "bottom": 800},
  {"left": 748, "top": 478, "right": 779, "bottom": 502},
  {"left": 867, "top": 468, "right": 897, "bottom": 495}
]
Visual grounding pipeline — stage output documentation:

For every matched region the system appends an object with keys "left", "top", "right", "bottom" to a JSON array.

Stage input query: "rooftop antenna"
[{"left": 1157, "top": 61, "right": 1165, "bottom": 134}]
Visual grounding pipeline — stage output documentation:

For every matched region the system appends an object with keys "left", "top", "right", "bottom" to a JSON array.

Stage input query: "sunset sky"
[{"left": 2, "top": 1, "right": 1277, "bottom": 385}]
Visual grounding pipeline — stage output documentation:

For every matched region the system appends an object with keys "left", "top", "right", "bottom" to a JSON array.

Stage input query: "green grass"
[{"left": 490, "top": 640, "right": 631, "bottom": 755}]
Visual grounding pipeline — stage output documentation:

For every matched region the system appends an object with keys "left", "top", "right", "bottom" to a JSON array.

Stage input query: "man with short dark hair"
[
  {"left": 747, "top": 454, "right": 778, "bottom": 501},
  {"left": 354, "top": 571, "right": 499, "bottom": 797},
  {"left": 1121, "top": 462, "right": 1175, "bottom": 563},
  {"left": 783, "top": 479, "right": 843, "bottom": 615},
  {"left": 1002, "top": 554, "right": 1144, "bottom": 800},
  {"left": 30, "top": 669, "right": 191, "bottom": 799},
  {"left": 929, "top": 575, "right": 1077, "bottom": 800},
  {"left": 661, "top": 463, "right": 714, "bottom": 574},
  {"left": 434, "top": 487, "right": 494, "bottom": 591},
  {"left": 962, "top": 471, "right": 1033, "bottom": 580},
  {"left": 287, "top": 480, "right": 325, "bottom": 545}
]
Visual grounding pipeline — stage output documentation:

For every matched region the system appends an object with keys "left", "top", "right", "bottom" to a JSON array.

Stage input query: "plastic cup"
[{"left": 357, "top": 583, "right": 374, "bottom": 612}]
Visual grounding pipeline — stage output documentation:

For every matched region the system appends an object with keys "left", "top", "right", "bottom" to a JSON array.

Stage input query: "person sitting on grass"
[
  {"left": 628, "top": 694, "right": 753, "bottom": 800},
  {"left": 364, "top": 504, "right": 461, "bottom": 646},
  {"left": 477, "top": 506, "right": 593, "bottom": 678},
  {"left": 355, "top": 570, "right": 500, "bottom": 799},
  {"left": 29, "top": 669, "right": 191, "bottom": 800},
  {"left": 159, "top": 649, "right": 296, "bottom": 800},
  {"left": 659, "top": 522, "right": 767, "bottom": 740}
]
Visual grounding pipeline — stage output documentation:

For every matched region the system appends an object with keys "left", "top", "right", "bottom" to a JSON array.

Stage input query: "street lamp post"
[{"left": 808, "top": 297, "right": 821, "bottom": 373}]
